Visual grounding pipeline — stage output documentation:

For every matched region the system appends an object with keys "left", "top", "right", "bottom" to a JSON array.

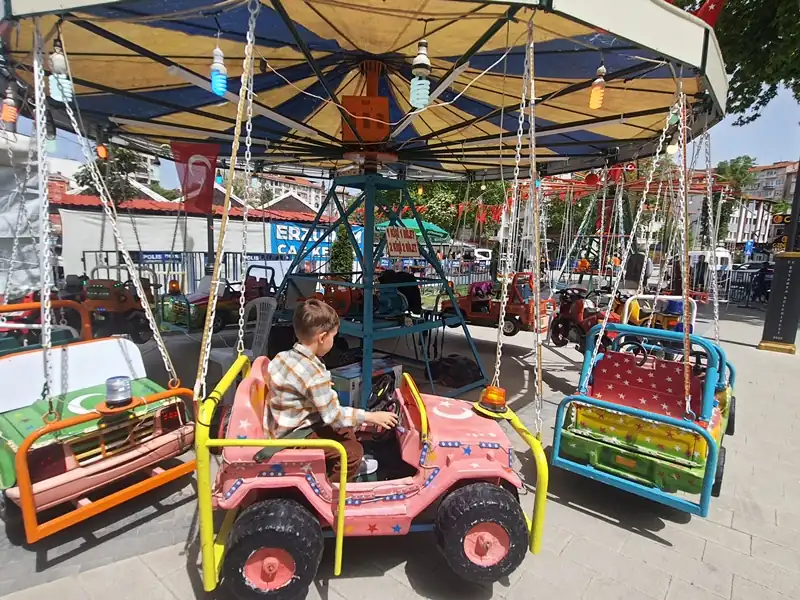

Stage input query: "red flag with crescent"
[{"left": 170, "top": 142, "right": 219, "bottom": 214}]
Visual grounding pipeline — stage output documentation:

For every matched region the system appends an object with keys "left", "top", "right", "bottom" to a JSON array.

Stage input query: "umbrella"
[
  {"left": 9, "top": 1, "right": 727, "bottom": 180},
  {"left": 376, "top": 219, "right": 451, "bottom": 244}
]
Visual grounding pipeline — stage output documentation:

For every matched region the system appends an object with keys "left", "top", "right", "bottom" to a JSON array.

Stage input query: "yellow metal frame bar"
[
  {"left": 401, "top": 372, "right": 428, "bottom": 442},
  {"left": 473, "top": 403, "right": 548, "bottom": 554},
  {"left": 195, "top": 354, "right": 349, "bottom": 593}
]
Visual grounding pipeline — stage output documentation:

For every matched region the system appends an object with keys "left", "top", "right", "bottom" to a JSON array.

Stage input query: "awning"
[
  {"left": 376, "top": 219, "right": 451, "bottom": 244},
  {"left": 6, "top": 0, "right": 728, "bottom": 180}
]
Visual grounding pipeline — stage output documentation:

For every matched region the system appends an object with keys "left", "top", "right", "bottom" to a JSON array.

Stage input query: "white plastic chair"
[{"left": 208, "top": 296, "right": 277, "bottom": 404}]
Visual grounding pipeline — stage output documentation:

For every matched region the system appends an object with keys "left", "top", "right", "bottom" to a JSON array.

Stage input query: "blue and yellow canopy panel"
[{"left": 5, "top": 0, "right": 728, "bottom": 180}]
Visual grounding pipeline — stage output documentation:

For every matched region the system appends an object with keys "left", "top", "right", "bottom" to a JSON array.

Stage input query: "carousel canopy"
[{"left": 4, "top": 0, "right": 727, "bottom": 181}]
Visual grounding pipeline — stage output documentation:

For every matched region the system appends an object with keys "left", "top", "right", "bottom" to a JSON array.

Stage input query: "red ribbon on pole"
[{"left": 170, "top": 141, "right": 219, "bottom": 214}]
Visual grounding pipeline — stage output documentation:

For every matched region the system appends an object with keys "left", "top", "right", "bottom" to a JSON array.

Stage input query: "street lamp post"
[{"left": 758, "top": 156, "right": 800, "bottom": 354}]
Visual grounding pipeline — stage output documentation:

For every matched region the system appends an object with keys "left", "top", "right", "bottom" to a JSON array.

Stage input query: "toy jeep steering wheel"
[{"left": 366, "top": 373, "right": 398, "bottom": 413}]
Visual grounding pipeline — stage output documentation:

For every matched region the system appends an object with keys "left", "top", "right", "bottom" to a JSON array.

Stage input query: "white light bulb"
[{"left": 666, "top": 144, "right": 679, "bottom": 155}]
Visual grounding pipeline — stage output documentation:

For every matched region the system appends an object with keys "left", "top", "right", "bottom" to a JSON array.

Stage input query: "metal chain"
[
  {"left": 526, "top": 17, "right": 544, "bottom": 436},
  {"left": 1, "top": 120, "right": 36, "bottom": 302},
  {"left": 704, "top": 125, "right": 721, "bottom": 344},
  {"left": 553, "top": 192, "right": 599, "bottom": 285},
  {"left": 195, "top": 0, "right": 260, "bottom": 398},
  {"left": 597, "top": 169, "right": 609, "bottom": 279},
  {"left": 673, "top": 92, "right": 693, "bottom": 416},
  {"left": 33, "top": 22, "right": 55, "bottom": 415},
  {"left": 53, "top": 35, "right": 178, "bottom": 384},
  {"left": 585, "top": 101, "right": 680, "bottom": 374},
  {"left": 637, "top": 172, "right": 666, "bottom": 294},
  {"left": 490, "top": 11, "right": 532, "bottom": 388},
  {"left": 236, "top": 42, "right": 257, "bottom": 356}
]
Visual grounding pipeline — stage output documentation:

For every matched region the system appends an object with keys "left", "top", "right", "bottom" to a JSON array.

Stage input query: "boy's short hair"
[{"left": 293, "top": 299, "right": 339, "bottom": 341}]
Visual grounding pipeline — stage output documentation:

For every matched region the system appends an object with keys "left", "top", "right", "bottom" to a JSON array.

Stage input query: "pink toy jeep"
[{"left": 195, "top": 356, "right": 548, "bottom": 600}]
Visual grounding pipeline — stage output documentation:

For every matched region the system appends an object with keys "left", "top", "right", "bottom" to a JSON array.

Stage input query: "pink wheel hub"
[
  {"left": 463, "top": 523, "right": 510, "bottom": 566},
  {"left": 243, "top": 548, "right": 296, "bottom": 591}
]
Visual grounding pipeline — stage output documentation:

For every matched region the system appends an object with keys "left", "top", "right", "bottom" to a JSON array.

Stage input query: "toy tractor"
[
  {"left": 194, "top": 357, "right": 549, "bottom": 599},
  {"left": 84, "top": 278, "right": 156, "bottom": 344},
  {"left": 439, "top": 272, "right": 554, "bottom": 337},
  {"left": 0, "top": 300, "right": 195, "bottom": 544},
  {"left": 163, "top": 265, "right": 277, "bottom": 332}
]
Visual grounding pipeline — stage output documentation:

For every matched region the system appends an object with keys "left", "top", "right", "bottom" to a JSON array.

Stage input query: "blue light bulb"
[{"left": 210, "top": 47, "right": 227, "bottom": 97}]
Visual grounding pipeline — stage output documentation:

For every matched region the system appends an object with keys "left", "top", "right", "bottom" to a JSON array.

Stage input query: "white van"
[
  {"left": 688, "top": 248, "right": 732, "bottom": 271},
  {"left": 474, "top": 248, "right": 493, "bottom": 262}
]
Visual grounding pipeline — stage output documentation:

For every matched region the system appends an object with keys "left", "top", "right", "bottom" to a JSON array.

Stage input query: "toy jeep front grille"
[{"left": 69, "top": 415, "right": 157, "bottom": 467}]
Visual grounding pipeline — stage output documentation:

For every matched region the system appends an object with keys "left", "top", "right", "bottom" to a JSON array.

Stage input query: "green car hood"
[{"left": 0, "top": 377, "right": 169, "bottom": 451}]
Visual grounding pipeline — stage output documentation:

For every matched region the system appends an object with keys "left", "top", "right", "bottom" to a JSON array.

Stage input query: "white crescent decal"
[
  {"left": 432, "top": 405, "right": 474, "bottom": 420},
  {"left": 184, "top": 154, "right": 212, "bottom": 201},
  {"left": 68, "top": 393, "right": 104, "bottom": 415}
]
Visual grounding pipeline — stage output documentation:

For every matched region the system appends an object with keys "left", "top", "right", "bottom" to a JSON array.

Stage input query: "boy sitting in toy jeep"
[{"left": 264, "top": 299, "right": 398, "bottom": 479}]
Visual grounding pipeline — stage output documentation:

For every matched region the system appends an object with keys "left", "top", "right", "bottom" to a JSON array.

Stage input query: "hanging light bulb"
[
  {"left": 48, "top": 40, "right": 73, "bottom": 103},
  {"left": 480, "top": 178, "right": 487, "bottom": 192},
  {"left": 410, "top": 39, "right": 431, "bottom": 109},
  {"left": 666, "top": 132, "right": 679, "bottom": 155},
  {"left": 210, "top": 46, "right": 227, "bottom": 97},
  {"left": 417, "top": 184, "right": 424, "bottom": 196},
  {"left": 588, "top": 64, "right": 607, "bottom": 110},
  {"left": 1, "top": 86, "right": 18, "bottom": 133}
]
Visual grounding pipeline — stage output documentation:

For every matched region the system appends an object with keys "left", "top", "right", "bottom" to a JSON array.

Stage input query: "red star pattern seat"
[{"left": 588, "top": 351, "right": 704, "bottom": 419}]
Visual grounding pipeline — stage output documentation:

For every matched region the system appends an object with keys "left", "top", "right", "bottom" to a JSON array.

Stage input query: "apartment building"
[
  {"left": 725, "top": 161, "right": 798, "bottom": 244},
  {"left": 260, "top": 174, "right": 325, "bottom": 210}
]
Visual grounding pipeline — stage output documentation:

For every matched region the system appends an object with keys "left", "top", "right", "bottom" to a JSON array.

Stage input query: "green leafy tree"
[
  {"left": 149, "top": 182, "right": 181, "bottom": 201},
  {"left": 329, "top": 223, "right": 354, "bottom": 273},
  {"left": 714, "top": 155, "right": 757, "bottom": 240},
  {"left": 673, "top": 0, "right": 800, "bottom": 125},
  {"left": 227, "top": 172, "right": 274, "bottom": 208},
  {"left": 74, "top": 147, "right": 144, "bottom": 203}
]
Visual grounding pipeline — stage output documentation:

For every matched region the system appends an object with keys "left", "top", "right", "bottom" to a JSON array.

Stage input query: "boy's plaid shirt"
[{"left": 264, "top": 343, "right": 366, "bottom": 438}]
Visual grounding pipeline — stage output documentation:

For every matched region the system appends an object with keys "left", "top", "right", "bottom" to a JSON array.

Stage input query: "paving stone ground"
[{"left": 3, "top": 304, "right": 800, "bottom": 600}]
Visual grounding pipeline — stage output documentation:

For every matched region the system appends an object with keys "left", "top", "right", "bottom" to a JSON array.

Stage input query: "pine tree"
[{"left": 329, "top": 223, "right": 354, "bottom": 274}]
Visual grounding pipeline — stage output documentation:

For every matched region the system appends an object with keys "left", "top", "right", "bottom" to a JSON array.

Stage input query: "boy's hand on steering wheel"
[{"left": 366, "top": 411, "right": 399, "bottom": 429}]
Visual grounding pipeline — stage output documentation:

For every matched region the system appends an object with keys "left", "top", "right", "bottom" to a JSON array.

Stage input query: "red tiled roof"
[
  {"left": 51, "top": 193, "right": 329, "bottom": 223},
  {"left": 749, "top": 161, "right": 798, "bottom": 173},
  {"left": 261, "top": 174, "right": 323, "bottom": 189}
]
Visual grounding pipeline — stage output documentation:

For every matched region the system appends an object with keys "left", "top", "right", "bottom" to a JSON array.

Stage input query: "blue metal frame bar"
[
  {"left": 360, "top": 177, "right": 377, "bottom": 408},
  {"left": 402, "top": 187, "right": 487, "bottom": 384},
  {"left": 552, "top": 394, "right": 719, "bottom": 517},
  {"left": 329, "top": 189, "right": 366, "bottom": 270}
]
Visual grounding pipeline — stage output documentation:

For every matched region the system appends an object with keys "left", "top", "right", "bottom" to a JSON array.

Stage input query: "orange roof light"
[
  {"left": 167, "top": 279, "right": 181, "bottom": 295},
  {"left": 479, "top": 386, "right": 507, "bottom": 413},
  {"left": 95, "top": 144, "right": 109, "bottom": 160}
]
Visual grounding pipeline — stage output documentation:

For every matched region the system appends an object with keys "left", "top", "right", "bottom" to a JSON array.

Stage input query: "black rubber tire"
[
  {"left": 726, "top": 396, "right": 736, "bottom": 436},
  {"left": 128, "top": 312, "right": 153, "bottom": 345},
  {"left": 550, "top": 317, "right": 570, "bottom": 347},
  {"left": 712, "top": 445, "right": 726, "bottom": 498},
  {"left": 502, "top": 317, "right": 520, "bottom": 337},
  {"left": 213, "top": 313, "right": 225, "bottom": 333},
  {"left": 0, "top": 492, "right": 24, "bottom": 544},
  {"left": 435, "top": 482, "right": 528, "bottom": 583},
  {"left": 222, "top": 499, "right": 323, "bottom": 600}
]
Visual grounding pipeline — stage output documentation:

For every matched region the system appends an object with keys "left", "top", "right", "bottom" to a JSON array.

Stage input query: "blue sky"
[{"left": 24, "top": 88, "right": 800, "bottom": 189}]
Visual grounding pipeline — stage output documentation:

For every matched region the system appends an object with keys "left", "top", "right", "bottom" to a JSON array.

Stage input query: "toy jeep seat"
[
  {"left": 573, "top": 350, "right": 719, "bottom": 465},
  {"left": 221, "top": 357, "right": 315, "bottom": 465}
]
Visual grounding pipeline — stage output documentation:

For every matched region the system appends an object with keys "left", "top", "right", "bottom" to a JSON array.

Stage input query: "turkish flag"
[
  {"left": 458, "top": 203, "right": 467, "bottom": 219},
  {"left": 694, "top": 0, "right": 725, "bottom": 27},
  {"left": 476, "top": 205, "right": 487, "bottom": 224},
  {"left": 608, "top": 165, "right": 624, "bottom": 183},
  {"left": 171, "top": 142, "right": 219, "bottom": 214}
]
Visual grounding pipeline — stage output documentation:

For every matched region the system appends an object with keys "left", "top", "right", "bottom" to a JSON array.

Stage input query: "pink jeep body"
[{"left": 213, "top": 357, "right": 521, "bottom": 535}]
